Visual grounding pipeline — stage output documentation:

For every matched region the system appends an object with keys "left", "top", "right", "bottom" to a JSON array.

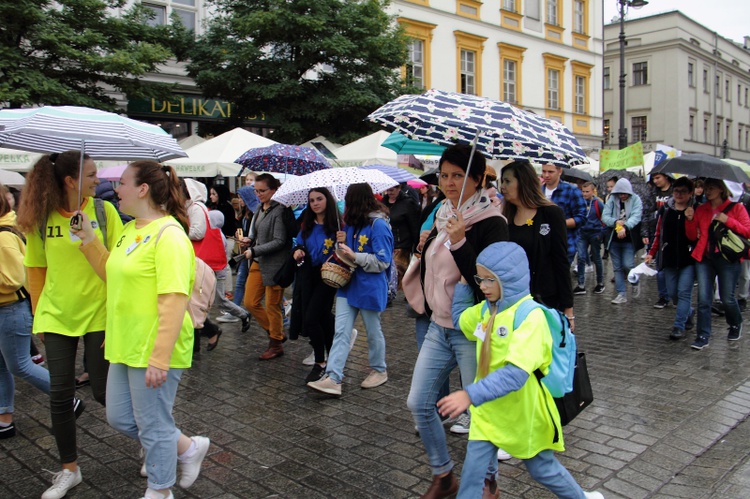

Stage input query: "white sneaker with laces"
[
  {"left": 583, "top": 492, "right": 604, "bottom": 499},
  {"left": 360, "top": 370, "right": 388, "bottom": 389},
  {"left": 496, "top": 448, "right": 512, "bottom": 461},
  {"left": 41, "top": 468, "right": 82, "bottom": 499},
  {"left": 178, "top": 436, "right": 210, "bottom": 488},
  {"left": 215, "top": 312, "right": 240, "bottom": 323},
  {"left": 302, "top": 350, "right": 316, "bottom": 366},
  {"left": 611, "top": 293, "right": 627, "bottom": 305},
  {"left": 307, "top": 374, "right": 342, "bottom": 395},
  {"left": 449, "top": 413, "right": 471, "bottom": 434},
  {"left": 140, "top": 488, "right": 174, "bottom": 499}
]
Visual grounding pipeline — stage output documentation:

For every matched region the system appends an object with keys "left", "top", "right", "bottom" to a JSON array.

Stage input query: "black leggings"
[
  {"left": 304, "top": 270, "right": 337, "bottom": 364},
  {"left": 44, "top": 331, "right": 108, "bottom": 464}
]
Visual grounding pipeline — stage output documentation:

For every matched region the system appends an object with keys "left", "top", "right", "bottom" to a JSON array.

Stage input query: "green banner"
[
  {"left": 127, "top": 94, "right": 267, "bottom": 124},
  {"left": 600, "top": 142, "right": 644, "bottom": 171}
]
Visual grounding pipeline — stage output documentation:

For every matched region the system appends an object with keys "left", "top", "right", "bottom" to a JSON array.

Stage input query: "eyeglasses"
[
  {"left": 254, "top": 188, "right": 269, "bottom": 194},
  {"left": 672, "top": 189, "right": 690, "bottom": 195},
  {"left": 474, "top": 275, "right": 497, "bottom": 286}
]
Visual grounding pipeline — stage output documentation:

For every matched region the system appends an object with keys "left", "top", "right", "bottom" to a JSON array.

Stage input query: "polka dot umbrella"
[{"left": 271, "top": 167, "right": 398, "bottom": 207}]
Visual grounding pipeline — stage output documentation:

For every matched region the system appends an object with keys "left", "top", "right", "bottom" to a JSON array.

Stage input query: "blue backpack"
[{"left": 513, "top": 299, "right": 576, "bottom": 398}]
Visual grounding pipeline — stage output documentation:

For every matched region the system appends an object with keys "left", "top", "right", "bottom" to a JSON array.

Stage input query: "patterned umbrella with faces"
[{"left": 271, "top": 167, "right": 399, "bottom": 207}]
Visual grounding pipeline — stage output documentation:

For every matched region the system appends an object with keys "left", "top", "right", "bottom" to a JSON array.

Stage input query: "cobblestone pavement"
[{"left": 3, "top": 268, "right": 750, "bottom": 498}]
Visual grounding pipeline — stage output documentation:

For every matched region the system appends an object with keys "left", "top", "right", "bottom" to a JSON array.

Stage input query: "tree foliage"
[
  {"left": 188, "top": 0, "right": 415, "bottom": 144},
  {"left": 0, "top": 0, "right": 193, "bottom": 109}
]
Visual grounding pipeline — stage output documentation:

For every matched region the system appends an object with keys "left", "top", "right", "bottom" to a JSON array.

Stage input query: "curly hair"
[
  {"left": 17, "top": 151, "right": 90, "bottom": 234},
  {"left": 501, "top": 160, "right": 553, "bottom": 222},
  {"left": 343, "top": 183, "right": 387, "bottom": 229},
  {"left": 129, "top": 161, "right": 190, "bottom": 232}
]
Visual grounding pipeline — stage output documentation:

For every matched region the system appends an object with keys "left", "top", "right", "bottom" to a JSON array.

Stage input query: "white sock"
[
  {"left": 0, "top": 421, "right": 11, "bottom": 427},
  {"left": 178, "top": 439, "right": 197, "bottom": 460}
]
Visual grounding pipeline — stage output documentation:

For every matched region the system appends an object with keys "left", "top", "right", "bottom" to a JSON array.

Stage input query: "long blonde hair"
[{"left": 477, "top": 304, "right": 497, "bottom": 378}]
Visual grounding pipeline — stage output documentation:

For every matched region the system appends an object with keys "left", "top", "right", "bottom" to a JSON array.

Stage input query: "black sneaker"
[
  {"left": 0, "top": 422, "right": 15, "bottom": 439},
  {"left": 594, "top": 284, "right": 605, "bottom": 294},
  {"left": 573, "top": 285, "right": 586, "bottom": 295},
  {"left": 669, "top": 327, "right": 685, "bottom": 341},
  {"left": 712, "top": 302, "right": 725, "bottom": 316},
  {"left": 684, "top": 313, "right": 695, "bottom": 330},
  {"left": 728, "top": 324, "right": 743, "bottom": 341},
  {"left": 241, "top": 315, "right": 251, "bottom": 333},
  {"left": 305, "top": 364, "right": 326, "bottom": 383},
  {"left": 73, "top": 397, "right": 85, "bottom": 419},
  {"left": 691, "top": 335, "right": 710, "bottom": 350},
  {"left": 654, "top": 297, "right": 669, "bottom": 309}
]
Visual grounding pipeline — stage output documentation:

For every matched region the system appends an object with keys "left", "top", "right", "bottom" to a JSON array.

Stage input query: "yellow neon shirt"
[
  {"left": 104, "top": 217, "right": 195, "bottom": 368},
  {"left": 24, "top": 198, "right": 123, "bottom": 336},
  {"left": 458, "top": 297, "right": 564, "bottom": 459}
]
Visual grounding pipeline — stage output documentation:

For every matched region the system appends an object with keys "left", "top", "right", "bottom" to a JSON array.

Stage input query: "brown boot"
[
  {"left": 259, "top": 339, "right": 284, "bottom": 360},
  {"left": 420, "top": 471, "right": 458, "bottom": 499},
  {"left": 482, "top": 477, "right": 500, "bottom": 499}
]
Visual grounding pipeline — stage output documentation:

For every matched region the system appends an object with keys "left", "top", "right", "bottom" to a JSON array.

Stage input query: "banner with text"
[{"left": 600, "top": 142, "right": 644, "bottom": 171}]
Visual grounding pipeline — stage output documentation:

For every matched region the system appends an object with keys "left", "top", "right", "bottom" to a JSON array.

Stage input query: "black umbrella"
[
  {"left": 420, "top": 167, "right": 439, "bottom": 185},
  {"left": 562, "top": 167, "right": 593, "bottom": 183},
  {"left": 651, "top": 153, "right": 750, "bottom": 184}
]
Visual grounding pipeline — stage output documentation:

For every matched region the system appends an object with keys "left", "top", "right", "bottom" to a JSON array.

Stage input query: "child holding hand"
[{"left": 441, "top": 242, "right": 603, "bottom": 499}]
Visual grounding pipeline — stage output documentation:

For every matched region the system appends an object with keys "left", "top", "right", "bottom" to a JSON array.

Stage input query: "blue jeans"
[
  {"left": 458, "top": 444, "right": 585, "bottom": 499},
  {"left": 107, "top": 363, "right": 184, "bottom": 491},
  {"left": 326, "top": 296, "right": 386, "bottom": 383},
  {"left": 232, "top": 258, "right": 249, "bottom": 307},
  {"left": 407, "top": 321, "right": 484, "bottom": 476},
  {"left": 415, "top": 315, "right": 450, "bottom": 404},
  {"left": 656, "top": 270, "right": 669, "bottom": 300},
  {"left": 662, "top": 265, "right": 695, "bottom": 330},
  {"left": 609, "top": 240, "right": 635, "bottom": 294},
  {"left": 696, "top": 257, "right": 742, "bottom": 339},
  {"left": 0, "top": 300, "right": 50, "bottom": 414},
  {"left": 576, "top": 231, "right": 603, "bottom": 286}
]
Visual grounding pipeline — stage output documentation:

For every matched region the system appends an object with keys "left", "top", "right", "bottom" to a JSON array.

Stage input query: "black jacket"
[{"left": 383, "top": 191, "right": 420, "bottom": 250}]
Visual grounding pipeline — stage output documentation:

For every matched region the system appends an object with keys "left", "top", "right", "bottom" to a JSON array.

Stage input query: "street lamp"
[{"left": 617, "top": 0, "right": 648, "bottom": 150}]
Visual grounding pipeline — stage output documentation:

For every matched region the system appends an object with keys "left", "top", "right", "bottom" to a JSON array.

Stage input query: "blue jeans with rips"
[
  {"left": 695, "top": 256, "right": 742, "bottom": 340},
  {"left": 662, "top": 265, "right": 695, "bottom": 330}
]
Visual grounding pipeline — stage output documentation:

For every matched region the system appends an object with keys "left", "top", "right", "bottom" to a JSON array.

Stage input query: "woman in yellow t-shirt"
[
  {"left": 73, "top": 161, "right": 209, "bottom": 499},
  {"left": 17, "top": 151, "right": 123, "bottom": 499}
]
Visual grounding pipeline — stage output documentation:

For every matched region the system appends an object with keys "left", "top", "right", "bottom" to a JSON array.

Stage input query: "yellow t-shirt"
[
  {"left": 24, "top": 198, "right": 123, "bottom": 336},
  {"left": 104, "top": 217, "right": 195, "bottom": 368}
]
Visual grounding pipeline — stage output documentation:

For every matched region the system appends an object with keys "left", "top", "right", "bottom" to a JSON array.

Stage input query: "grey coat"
[{"left": 250, "top": 201, "right": 293, "bottom": 286}]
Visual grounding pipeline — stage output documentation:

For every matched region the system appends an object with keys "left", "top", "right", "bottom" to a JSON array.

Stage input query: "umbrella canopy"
[
  {"left": 562, "top": 167, "right": 593, "bottom": 183},
  {"left": 407, "top": 178, "right": 428, "bottom": 189},
  {"left": 97, "top": 164, "right": 128, "bottom": 181},
  {"left": 164, "top": 128, "right": 277, "bottom": 177},
  {"left": 420, "top": 167, "right": 439, "bottom": 185},
  {"left": 272, "top": 167, "right": 398, "bottom": 207},
  {"left": 0, "top": 106, "right": 185, "bottom": 161},
  {"left": 359, "top": 164, "right": 416, "bottom": 183},
  {"left": 0, "top": 168, "right": 25, "bottom": 187},
  {"left": 367, "top": 89, "right": 587, "bottom": 167},
  {"left": 723, "top": 158, "right": 750, "bottom": 176},
  {"left": 380, "top": 131, "right": 447, "bottom": 156},
  {"left": 651, "top": 153, "right": 750, "bottom": 184},
  {"left": 236, "top": 144, "right": 331, "bottom": 177}
]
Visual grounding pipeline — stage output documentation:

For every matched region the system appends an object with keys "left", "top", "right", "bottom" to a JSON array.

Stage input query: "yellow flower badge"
[
  {"left": 357, "top": 234, "right": 369, "bottom": 251},
  {"left": 323, "top": 237, "right": 334, "bottom": 255},
  {"left": 525, "top": 219, "right": 534, "bottom": 226},
  {"left": 135, "top": 234, "right": 143, "bottom": 243}
]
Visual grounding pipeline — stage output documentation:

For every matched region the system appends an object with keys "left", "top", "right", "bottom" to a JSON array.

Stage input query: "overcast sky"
[{"left": 603, "top": 0, "right": 750, "bottom": 45}]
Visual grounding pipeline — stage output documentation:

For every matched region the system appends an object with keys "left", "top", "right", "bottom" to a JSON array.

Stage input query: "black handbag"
[
  {"left": 273, "top": 253, "right": 299, "bottom": 288},
  {"left": 554, "top": 352, "right": 594, "bottom": 426}
]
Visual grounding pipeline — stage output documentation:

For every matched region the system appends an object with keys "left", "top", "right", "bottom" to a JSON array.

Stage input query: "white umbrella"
[
  {"left": 0, "top": 168, "right": 24, "bottom": 187},
  {"left": 272, "top": 167, "right": 398, "bottom": 207}
]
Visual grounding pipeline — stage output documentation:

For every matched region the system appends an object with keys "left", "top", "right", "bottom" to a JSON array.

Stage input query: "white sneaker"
[
  {"left": 611, "top": 293, "right": 627, "bottom": 305},
  {"left": 585, "top": 264, "right": 594, "bottom": 273},
  {"left": 496, "top": 448, "right": 512, "bottom": 461},
  {"left": 349, "top": 328, "right": 358, "bottom": 351},
  {"left": 584, "top": 492, "right": 604, "bottom": 499},
  {"left": 42, "top": 468, "right": 82, "bottom": 499},
  {"left": 215, "top": 312, "right": 239, "bottom": 323},
  {"left": 302, "top": 349, "right": 327, "bottom": 366},
  {"left": 178, "top": 436, "right": 210, "bottom": 488},
  {"left": 140, "top": 488, "right": 174, "bottom": 499},
  {"left": 360, "top": 370, "right": 388, "bottom": 389},
  {"left": 307, "top": 374, "right": 342, "bottom": 395},
  {"left": 449, "top": 413, "right": 471, "bottom": 434}
]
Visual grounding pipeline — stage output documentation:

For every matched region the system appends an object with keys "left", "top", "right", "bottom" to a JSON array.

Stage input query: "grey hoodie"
[{"left": 184, "top": 179, "right": 208, "bottom": 241}]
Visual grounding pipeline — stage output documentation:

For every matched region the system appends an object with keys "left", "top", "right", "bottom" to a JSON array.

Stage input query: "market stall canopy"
[
  {"left": 331, "top": 130, "right": 398, "bottom": 167},
  {"left": 164, "top": 128, "right": 277, "bottom": 177},
  {"left": 0, "top": 147, "right": 43, "bottom": 172},
  {"left": 178, "top": 134, "right": 207, "bottom": 149},
  {"left": 0, "top": 167, "right": 25, "bottom": 187}
]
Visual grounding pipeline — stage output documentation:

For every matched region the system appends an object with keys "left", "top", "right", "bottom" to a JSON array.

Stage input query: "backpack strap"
[{"left": 722, "top": 202, "right": 737, "bottom": 215}]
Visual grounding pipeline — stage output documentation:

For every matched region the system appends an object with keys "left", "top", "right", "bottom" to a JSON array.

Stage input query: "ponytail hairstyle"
[
  {"left": 17, "top": 151, "right": 90, "bottom": 234},
  {"left": 477, "top": 305, "right": 497, "bottom": 379},
  {"left": 129, "top": 161, "right": 189, "bottom": 233}
]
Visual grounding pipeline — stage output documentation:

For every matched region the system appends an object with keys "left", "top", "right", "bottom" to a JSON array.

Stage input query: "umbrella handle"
[
  {"left": 456, "top": 132, "right": 480, "bottom": 209},
  {"left": 71, "top": 140, "right": 85, "bottom": 230}
]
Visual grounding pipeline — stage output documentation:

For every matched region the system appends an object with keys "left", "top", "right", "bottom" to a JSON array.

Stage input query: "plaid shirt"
[{"left": 548, "top": 181, "right": 587, "bottom": 258}]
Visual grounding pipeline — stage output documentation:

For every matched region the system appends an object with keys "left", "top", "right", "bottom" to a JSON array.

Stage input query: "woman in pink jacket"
[{"left": 685, "top": 178, "right": 750, "bottom": 350}]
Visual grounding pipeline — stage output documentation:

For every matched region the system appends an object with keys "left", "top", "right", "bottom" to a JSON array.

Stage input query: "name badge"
[{"left": 473, "top": 323, "right": 486, "bottom": 342}]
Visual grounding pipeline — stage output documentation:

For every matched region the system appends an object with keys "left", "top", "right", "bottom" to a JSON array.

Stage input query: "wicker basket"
[{"left": 321, "top": 256, "right": 353, "bottom": 288}]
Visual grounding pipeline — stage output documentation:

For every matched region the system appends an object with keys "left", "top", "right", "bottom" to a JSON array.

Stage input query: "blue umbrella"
[
  {"left": 235, "top": 144, "right": 331, "bottom": 176},
  {"left": 368, "top": 89, "right": 587, "bottom": 168},
  {"left": 360, "top": 164, "right": 417, "bottom": 183},
  {"left": 380, "top": 131, "right": 447, "bottom": 156}
]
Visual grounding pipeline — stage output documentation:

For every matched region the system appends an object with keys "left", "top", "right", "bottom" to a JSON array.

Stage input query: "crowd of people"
[{"left": 2, "top": 143, "right": 750, "bottom": 499}]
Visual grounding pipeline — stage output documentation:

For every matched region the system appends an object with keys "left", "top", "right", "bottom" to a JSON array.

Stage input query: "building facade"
[{"left": 603, "top": 11, "right": 750, "bottom": 161}]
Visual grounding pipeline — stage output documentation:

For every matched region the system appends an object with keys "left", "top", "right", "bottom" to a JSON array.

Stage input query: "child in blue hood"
[{"left": 443, "top": 242, "right": 603, "bottom": 499}]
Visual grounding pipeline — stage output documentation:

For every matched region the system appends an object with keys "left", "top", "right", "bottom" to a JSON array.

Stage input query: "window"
[
  {"left": 603, "top": 119, "right": 610, "bottom": 145},
  {"left": 547, "top": 0, "right": 558, "bottom": 25},
  {"left": 726, "top": 123, "right": 731, "bottom": 145},
  {"left": 631, "top": 116, "right": 647, "bottom": 142},
  {"left": 716, "top": 121, "right": 721, "bottom": 142},
  {"left": 603, "top": 67, "right": 611, "bottom": 90},
  {"left": 548, "top": 69, "right": 560, "bottom": 109},
  {"left": 455, "top": 31, "right": 486, "bottom": 96},
  {"left": 406, "top": 40, "right": 425, "bottom": 89},
  {"left": 689, "top": 115, "right": 694, "bottom": 140},
  {"left": 502, "top": 0, "right": 517, "bottom": 12},
  {"left": 703, "top": 68, "right": 708, "bottom": 92},
  {"left": 143, "top": 1, "right": 197, "bottom": 31},
  {"left": 746, "top": 87, "right": 749, "bottom": 107},
  {"left": 499, "top": 43, "right": 525, "bottom": 105},
  {"left": 460, "top": 49, "right": 476, "bottom": 95},
  {"left": 574, "top": 1, "right": 585, "bottom": 34},
  {"left": 726, "top": 79, "right": 731, "bottom": 101},
  {"left": 704, "top": 119, "right": 709, "bottom": 142},
  {"left": 746, "top": 130, "right": 749, "bottom": 150},
  {"left": 143, "top": 3, "right": 165, "bottom": 26},
  {"left": 739, "top": 127, "right": 742, "bottom": 149},
  {"left": 503, "top": 60, "right": 517, "bottom": 104},
  {"left": 575, "top": 75, "right": 585, "bottom": 114},
  {"left": 688, "top": 62, "right": 694, "bottom": 87},
  {"left": 739, "top": 84, "right": 742, "bottom": 103},
  {"left": 399, "top": 19, "right": 436, "bottom": 90},
  {"left": 526, "top": 0, "right": 541, "bottom": 20},
  {"left": 716, "top": 74, "right": 722, "bottom": 97},
  {"left": 632, "top": 62, "right": 648, "bottom": 86}
]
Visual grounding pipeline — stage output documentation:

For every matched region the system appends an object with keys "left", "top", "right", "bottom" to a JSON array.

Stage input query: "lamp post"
[{"left": 617, "top": 0, "right": 648, "bottom": 150}]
